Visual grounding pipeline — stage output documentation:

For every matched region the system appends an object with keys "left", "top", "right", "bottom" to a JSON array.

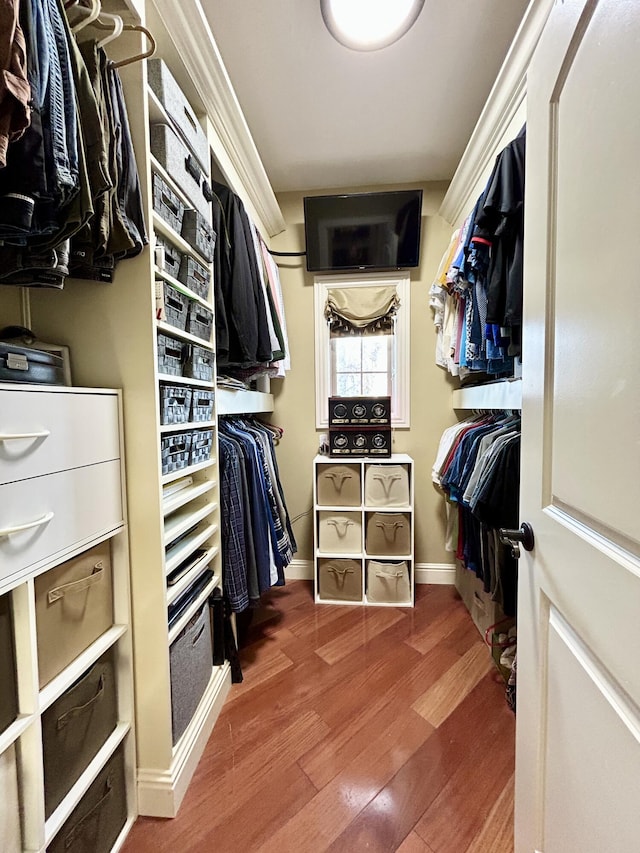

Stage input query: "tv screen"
[{"left": 304, "top": 189, "right": 423, "bottom": 272}]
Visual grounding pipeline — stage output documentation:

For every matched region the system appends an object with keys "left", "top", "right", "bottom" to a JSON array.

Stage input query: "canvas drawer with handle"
[
  {"left": 317, "top": 558, "right": 362, "bottom": 602},
  {"left": 366, "top": 560, "right": 411, "bottom": 604},
  {"left": 316, "top": 463, "right": 361, "bottom": 507},
  {"left": 147, "top": 59, "right": 210, "bottom": 174},
  {"left": 0, "top": 461, "right": 123, "bottom": 592},
  {"left": 35, "top": 541, "right": 114, "bottom": 688},
  {"left": 150, "top": 123, "right": 210, "bottom": 220},
  {"left": 0, "top": 388, "right": 120, "bottom": 486},
  {"left": 364, "top": 464, "right": 410, "bottom": 507},
  {"left": 42, "top": 649, "right": 118, "bottom": 818},
  {"left": 365, "top": 512, "right": 411, "bottom": 557},
  {"left": 0, "top": 593, "right": 17, "bottom": 733},
  {"left": 46, "top": 745, "right": 127, "bottom": 853},
  {"left": 169, "top": 600, "right": 212, "bottom": 744},
  {"left": 318, "top": 511, "right": 361, "bottom": 554},
  {"left": 0, "top": 744, "right": 21, "bottom": 852}
]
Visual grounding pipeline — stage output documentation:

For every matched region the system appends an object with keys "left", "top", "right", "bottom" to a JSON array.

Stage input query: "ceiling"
[{"left": 201, "top": 0, "right": 531, "bottom": 194}]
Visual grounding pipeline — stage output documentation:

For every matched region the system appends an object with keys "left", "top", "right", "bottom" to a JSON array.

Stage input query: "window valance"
[{"left": 324, "top": 285, "right": 400, "bottom": 335}]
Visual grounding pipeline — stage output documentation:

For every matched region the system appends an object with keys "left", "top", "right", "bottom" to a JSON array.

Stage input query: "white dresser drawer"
[
  {"left": 0, "top": 461, "right": 123, "bottom": 589},
  {"left": 0, "top": 389, "right": 120, "bottom": 486}
]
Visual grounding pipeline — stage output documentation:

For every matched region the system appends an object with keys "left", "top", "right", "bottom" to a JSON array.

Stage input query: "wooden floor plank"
[
  {"left": 315, "top": 606, "right": 407, "bottom": 665},
  {"left": 396, "top": 831, "right": 438, "bottom": 853},
  {"left": 465, "top": 774, "right": 515, "bottom": 853}
]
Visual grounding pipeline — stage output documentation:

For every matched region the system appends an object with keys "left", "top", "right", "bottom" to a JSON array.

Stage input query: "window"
[{"left": 314, "top": 272, "right": 410, "bottom": 429}]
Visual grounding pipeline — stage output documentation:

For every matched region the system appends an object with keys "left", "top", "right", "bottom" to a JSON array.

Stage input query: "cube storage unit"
[{"left": 313, "top": 455, "right": 414, "bottom": 606}]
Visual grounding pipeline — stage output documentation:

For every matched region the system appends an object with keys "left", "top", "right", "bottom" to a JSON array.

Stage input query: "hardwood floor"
[{"left": 122, "top": 582, "right": 516, "bottom": 853}]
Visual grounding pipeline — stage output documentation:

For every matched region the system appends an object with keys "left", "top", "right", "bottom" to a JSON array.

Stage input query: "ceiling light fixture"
[{"left": 321, "top": 0, "right": 425, "bottom": 52}]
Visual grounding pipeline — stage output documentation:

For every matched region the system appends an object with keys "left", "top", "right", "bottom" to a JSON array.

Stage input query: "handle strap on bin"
[
  {"left": 47, "top": 563, "right": 104, "bottom": 604},
  {"left": 57, "top": 674, "right": 106, "bottom": 730}
]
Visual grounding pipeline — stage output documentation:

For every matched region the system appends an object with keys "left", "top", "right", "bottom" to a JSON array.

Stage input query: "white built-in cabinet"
[
  {"left": 0, "top": 385, "right": 135, "bottom": 852},
  {"left": 313, "top": 455, "right": 415, "bottom": 607}
]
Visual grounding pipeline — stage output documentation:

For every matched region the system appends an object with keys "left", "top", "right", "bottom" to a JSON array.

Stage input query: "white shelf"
[
  {"left": 165, "top": 522, "right": 218, "bottom": 576},
  {"left": 216, "top": 388, "right": 274, "bottom": 415},
  {"left": 158, "top": 373, "right": 214, "bottom": 390},
  {"left": 160, "top": 420, "right": 216, "bottom": 435},
  {"left": 162, "top": 458, "right": 216, "bottom": 485},
  {"left": 0, "top": 714, "right": 35, "bottom": 755},
  {"left": 168, "top": 574, "right": 218, "bottom": 645},
  {"left": 155, "top": 265, "right": 210, "bottom": 308},
  {"left": 316, "top": 551, "right": 362, "bottom": 559},
  {"left": 156, "top": 320, "right": 214, "bottom": 350},
  {"left": 163, "top": 479, "right": 216, "bottom": 516},
  {"left": 364, "top": 505, "right": 412, "bottom": 513},
  {"left": 451, "top": 378, "right": 522, "bottom": 410},
  {"left": 164, "top": 503, "right": 217, "bottom": 546},
  {"left": 166, "top": 547, "right": 219, "bottom": 606}
]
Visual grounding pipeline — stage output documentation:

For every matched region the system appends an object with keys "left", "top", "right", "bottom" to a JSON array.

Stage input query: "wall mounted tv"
[{"left": 303, "top": 189, "right": 423, "bottom": 273}]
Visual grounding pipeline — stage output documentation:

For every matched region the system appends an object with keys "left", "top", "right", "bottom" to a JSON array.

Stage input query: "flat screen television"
[{"left": 303, "top": 189, "right": 423, "bottom": 272}]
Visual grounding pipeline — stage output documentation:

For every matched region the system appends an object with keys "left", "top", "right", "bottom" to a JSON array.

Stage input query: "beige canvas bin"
[
  {"left": 318, "top": 511, "right": 361, "bottom": 554},
  {"left": 366, "top": 560, "right": 411, "bottom": 604},
  {"left": 318, "top": 559, "right": 362, "bottom": 601},
  {"left": 364, "top": 464, "right": 410, "bottom": 507},
  {"left": 366, "top": 512, "right": 411, "bottom": 556},
  {"left": 35, "top": 542, "right": 113, "bottom": 688},
  {"left": 317, "top": 463, "right": 361, "bottom": 506}
]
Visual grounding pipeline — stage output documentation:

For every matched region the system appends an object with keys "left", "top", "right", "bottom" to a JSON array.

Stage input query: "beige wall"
[{"left": 270, "top": 182, "right": 459, "bottom": 567}]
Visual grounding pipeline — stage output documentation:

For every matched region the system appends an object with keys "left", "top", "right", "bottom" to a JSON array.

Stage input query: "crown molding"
[
  {"left": 152, "top": 0, "right": 286, "bottom": 237},
  {"left": 439, "top": 0, "right": 555, "bottom": 226}
]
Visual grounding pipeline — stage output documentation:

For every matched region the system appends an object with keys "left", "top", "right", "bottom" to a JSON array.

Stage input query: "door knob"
[{"left": 498, "top": 522, "right": 534, "bottom": 559}]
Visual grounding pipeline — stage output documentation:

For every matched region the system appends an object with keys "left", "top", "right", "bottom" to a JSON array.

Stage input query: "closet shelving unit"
[{"left": 451, "top": 377, "right": 522, "bottom": 410}]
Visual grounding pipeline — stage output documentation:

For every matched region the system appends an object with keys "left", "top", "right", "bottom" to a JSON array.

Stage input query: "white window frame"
[{"left": 314, "top": 271, "right": 411, "bottom": 429}]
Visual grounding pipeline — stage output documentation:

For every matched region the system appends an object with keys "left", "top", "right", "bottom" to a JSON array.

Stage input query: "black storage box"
[
  {"left": 150, "top": 123, "right": 210, "bottom": 219},
  {"left": 183, "top": 343, "right": 214, "bottom": 382},
  {"left": 0, "top": 343, "right": 65, "bottom": 385},
  {"left": 181, "top": 209, "right": 215, "bottom": 262},
  {"left": 42, "top": 650, "right": 118, "bottom": 818},
  {"left": 329, "top": 396, "right": 391, "bottom": 426},
  {"left": 0, "top": 594, "right": 17, "bottom": 734},
  {"left": 152, "top": 172, "right": 185, "bottom": 234},
  {"left": 46, "top": 746, "right": 127, "bottom": 853},
  {"left": 329, "top": 427, "right": 392, "bottom": 458}
]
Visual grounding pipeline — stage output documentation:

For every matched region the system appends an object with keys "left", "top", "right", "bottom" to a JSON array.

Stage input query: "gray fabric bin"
[
  {"left": 190, "top": 389, "right": 214, "bottom": 422},
  {"left": 170, "top": 601, "right": 212, "bottom": 744},
  {"left": 46, "top": 746, "right": 127, "bottom": 853},
  {"left": 42, "top": 650, "right": 118, "bottom": 819},
  {"left": 186, "top": 301, "right": 213, "bottom": 342},
  {"left": 147, "top": 59, "right": 209, "bottom": 173},
  {"left": 178, "top": 254, "right": 210, "bottom": 300},
  {"left": 156, "top": 279, "right": 189, "bottom": 331},
  {"left": 181, "top": 209, "right": 215, "bottom": 262},
  {"left": 155, "top": 236, "right": 182, "bottom": 280},
  {"left": 152, "top": 172, "right": 185, "bottom": 234},
  {"left": 0, "top": 594, "right": 17, "bottom": 734},
  {"left": 157, "top": 332, "right": 184, "bottom": 377},
  {"left": 161, "top": 432, "right": 193, "bottom": 475},
  {"left": 183, "top": 344, "right": 214, "bottom": 382},
  {"left": 150, "top": 123, "right": 210, "bottom": 219},
  {"left": 190, "top": 429, "right": 214, "bottom": 465},
  {"left": 160, "top": 385, "right": 193, "bottom": 425}
]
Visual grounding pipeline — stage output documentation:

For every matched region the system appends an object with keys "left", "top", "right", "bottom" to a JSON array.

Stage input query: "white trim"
[
  {"left": 439, "top": 0, "right": 555, "bottom": 226},
  {"left": 152, "top": 0, "right": 285, "bottom": 238},
  {"left": 314, "top": 272, "right": 411, "bottom": 429},
  {"left": 286, "top": 560, "right": 456, "bottom": 585},
  {"left": 414, "top": 563, "right": 456, "bottom": 585}
]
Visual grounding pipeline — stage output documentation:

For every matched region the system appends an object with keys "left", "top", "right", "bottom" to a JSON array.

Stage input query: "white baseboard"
[
  {"left": 286, "top": 559, "right": 455, "bottom": 585},
  {"left": 137, "top": 663, "right": 231, "bottom": 818}
]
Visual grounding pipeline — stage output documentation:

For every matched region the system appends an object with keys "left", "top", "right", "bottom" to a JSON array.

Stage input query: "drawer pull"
[
  {"left": 0, "top": 429, "right": 51, "bottom": 441},
  {"left": 0, "top": 511, "right": 54, "bottom": 537}
]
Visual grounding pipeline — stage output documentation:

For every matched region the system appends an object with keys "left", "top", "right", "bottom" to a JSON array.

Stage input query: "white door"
[{"left": 516, "top": 1, "right": 640, "bottom": 851}]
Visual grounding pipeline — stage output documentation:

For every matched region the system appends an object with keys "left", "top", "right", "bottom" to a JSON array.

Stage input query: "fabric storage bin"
[
  {"left": 42, "top": 650, "right": 118, "bottom": 819},
  {"left": 160, "top": 385, "right": 193, "bottom": 425},
  {"left": 317, "top": 559, "right": 362, "bottom": 602},
  {"left": 190, "top": 388, "right": 214, "bottom": 422},
  {"left": 152, "top": 171, "right": 185, "bottom": 233},
  {"left": 155, "top": 279, "right": 189, "bottom": 330},
  {"left": 147, "top": 59, "right": 209, "bottom": 174},
  {"left": 170, "top": 600, "right": 212, "bottom": 744},
  {"left": 178, "top": 253, "right": 210, "bottom": 300},
  {"left": 36, "top": 542, "right": 113, "bottom": 688},
  {"left": 0, "top": 744, "right": 21, "bottom": 852},
  {"left": 46, "top": 746, "right": 127, "bottom": 853},
  {"left": 161, "top": 431, "right": 193, "bottom": 475},
  {"left": 183, "top": 343, "right": 214, "bottom": 382},
  {"left": 364, "top": 464, "right": 410, "bottom": 507},
  {"left": 318, "top": 511, "right": 361, "bottom": 554},
  {"left": 190, "top": 429, "right": 214, "bottom": 465},
  {"left": 316, "top": 463, "right": 361, "bottom": 506},
  {"left": 0, "top": 594, "right": 17, "bottom": 733},
  {"left": 157, "top": 332, "right": 184, "bottom": 377},
  {"left": 150, "top": 123, "right": 210, "bottom": 219},
  {"left": 0, "top": 342, "right": 65, "bottom": 385},
  {"left": 366, "top": 512, "right": 411, "bottom": 556},
  {"left": 186, "top": 301, "right": 213, "bottom": 342},
  {"left": 154, "top": 236, "right": 182, "bottom": 280},
  {"left": 181, "top": 209, "right": 215, "bottom": 262},
  {"left": 366, "top": 560, "right": 411, "bottom": 604}
]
